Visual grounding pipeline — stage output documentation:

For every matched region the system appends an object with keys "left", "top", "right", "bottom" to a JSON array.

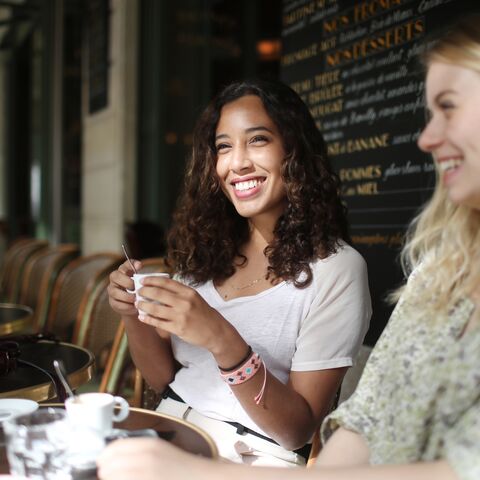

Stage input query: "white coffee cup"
[
  {"left": 128, "top": 273, "right": 170, "bottom": 309},
  {"left": 65, "top": 393, "right": 129, "bottom": 436}
]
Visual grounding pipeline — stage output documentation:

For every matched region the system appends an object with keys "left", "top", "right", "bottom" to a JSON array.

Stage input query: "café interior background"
[{"left": 1, "top": 0, "right": 476, "bottom": 345}]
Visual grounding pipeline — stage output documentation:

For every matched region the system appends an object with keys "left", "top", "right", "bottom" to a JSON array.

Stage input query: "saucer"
[{"left": 0, "top": 399, "right": 39, "bottom": 423}]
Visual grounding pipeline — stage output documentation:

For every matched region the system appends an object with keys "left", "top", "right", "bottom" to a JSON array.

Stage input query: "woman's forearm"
[
  {"left": 198, "top": 459, "right": 457, "bottom": 480},
  {"left": 316, "top": 427, "right": 370, "bottom": 467},
  {"left": 97, "top": 438, "right": 458, "bottom": 480},
  {"left": 225, "top": 366, "right": 345, "bottom": 450},
  {"left": 122, "top": 316, "right": 176, "bottom": 391}
]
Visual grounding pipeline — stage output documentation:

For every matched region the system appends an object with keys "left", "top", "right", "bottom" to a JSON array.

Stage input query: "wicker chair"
[
  {"left": 46, "top": 253, "right": 123, "bottom": 341},
  {"left": 72, "top": 271, "right": 120, "bottom": 364},
  {"left": 132, "top": 370, "right": 164, "bottom": 410},
  {"left": 2, "top": 239, "right": 49, "bottom": 303},
  {"left": 18, "top": 244, "right": 79, "bottom": 330},
  {"left": 98, "top": 323, "right": 162, "bottom": 410},
  {"left": 99, "top": 322, "right": 129, "bottom": 395},
  {"left": 0, "top": 237, "right": 32, "bottom": 298}
]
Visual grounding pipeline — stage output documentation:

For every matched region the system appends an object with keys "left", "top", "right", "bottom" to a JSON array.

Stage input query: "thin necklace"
[
  {"left": 223, "top": 275, "right": 265, "bottom": 299},
  {"left": 231, "top": 276, "right": 264, "bottom": 291}
]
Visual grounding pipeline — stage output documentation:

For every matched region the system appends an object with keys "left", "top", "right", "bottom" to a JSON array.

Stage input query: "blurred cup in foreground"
[
  {"left": 65, "top": 392, "right": 129, "bottom": 437},
  {"left": 3, "top": 408, "right": 71, "bottom": 479}
]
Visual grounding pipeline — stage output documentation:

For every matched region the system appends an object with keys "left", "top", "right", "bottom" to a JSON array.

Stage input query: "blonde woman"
[{"left": 98, "top": 17, "right": 480, "bottom": 480}]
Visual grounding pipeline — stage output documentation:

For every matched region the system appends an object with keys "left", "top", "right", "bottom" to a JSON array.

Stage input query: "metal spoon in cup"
[
  {"left": 53, "top": 359, "right": 75, "bottom": 399},
  {"left": 122, "top": 244, "right": 137, "bottom": 274}
]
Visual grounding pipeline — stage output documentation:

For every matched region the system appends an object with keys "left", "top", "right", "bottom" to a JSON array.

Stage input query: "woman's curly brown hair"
[{"left": 167, "top": 79, "right": 349, "bottom": 288}]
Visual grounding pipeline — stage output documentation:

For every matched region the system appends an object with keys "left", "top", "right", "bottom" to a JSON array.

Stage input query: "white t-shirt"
[{"left": 168, "top": 242, "right": 371, "bottom": 435}]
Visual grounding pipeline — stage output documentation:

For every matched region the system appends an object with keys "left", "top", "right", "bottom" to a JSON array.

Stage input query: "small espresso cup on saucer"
[{"left": 65, "top": 393, "right": 129, "bottom": 437}]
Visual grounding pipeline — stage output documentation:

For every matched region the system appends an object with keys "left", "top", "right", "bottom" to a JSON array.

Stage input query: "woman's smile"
[
  {"left": 418, "top": 62, "right": 480, "bottom": 209},
  {"left": 230, "top": 176, "right": 267, "bottom": 198}
]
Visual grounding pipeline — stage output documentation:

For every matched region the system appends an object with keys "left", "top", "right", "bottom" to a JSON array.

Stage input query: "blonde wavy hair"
[{"left": 393, "top": 16, "right": 480, "bottom": 312}]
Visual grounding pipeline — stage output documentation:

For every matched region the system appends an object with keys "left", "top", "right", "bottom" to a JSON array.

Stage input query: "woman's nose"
[
  {"left": 417, "top": 117, "right": 443, "bottom": 153},
  {"left": 230, "top": 146, "right": 253, "bottom": 172}
]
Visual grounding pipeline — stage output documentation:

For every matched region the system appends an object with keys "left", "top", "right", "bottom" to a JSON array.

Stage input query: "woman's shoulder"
[
  {"left": 306, "top": 241, "right": 369, "bottom": 297},
  {"left": 311, "top": 240, "right": 367, "bottom": 274}
]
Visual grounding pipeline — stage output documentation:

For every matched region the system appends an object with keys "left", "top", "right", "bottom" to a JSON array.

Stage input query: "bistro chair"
[
  {"left": 72, "top": 270, "right": 119, "bottom": 365},
  {"left": 72, "top": 259, "right": 129, "bottom": 393},
  {"left": 46, "top": 253, "right": 123, "bottom": 341},
  {"left": 2, "top": 239, "right": 49, "bottom": 303},
  {"left": 131, "top": 368, "right": 163, "bottom": 410},
  {"left": 0, "top": 237, "right": 32, "bottom": 296},
  {"left": 18, "top": 244, "right": 79, "bottom": 331},
  {"left": 98, "top": 322, "right": 144, "bottom": 405},
  {"left": 306, "top": 431, "right": 322, "bottom": 467},
  {"left": 99, "top": 322, "right": 130, "bottom": 396}
]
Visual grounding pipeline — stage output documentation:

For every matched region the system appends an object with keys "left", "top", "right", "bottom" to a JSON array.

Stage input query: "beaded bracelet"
[
  {"left": 219, "top": 350, "right": 267, "bottom": 405},
  {"left": 218, "top": 345, "right": 252, "bottom": 372}
]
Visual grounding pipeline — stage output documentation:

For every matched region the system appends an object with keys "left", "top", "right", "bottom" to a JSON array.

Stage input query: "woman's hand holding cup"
[
  {"left": 107, "top": 260, "right": 142, "bottom": 317},
  {"left": 128, "top": 273, "right": 170, "bottom": 315}
]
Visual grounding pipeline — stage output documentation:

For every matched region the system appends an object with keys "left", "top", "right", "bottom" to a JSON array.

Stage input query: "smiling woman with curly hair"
[
  {"left": 108, "top": 78, "right": 371, "bottom": 466},
  {"left": 167, "top": 79, "right": 350, "bottom": 287}
]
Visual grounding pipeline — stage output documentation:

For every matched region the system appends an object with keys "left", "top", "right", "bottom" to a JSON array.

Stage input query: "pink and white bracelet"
[{"left": 219, "top": 349, "right": 267, "bottom": 405}]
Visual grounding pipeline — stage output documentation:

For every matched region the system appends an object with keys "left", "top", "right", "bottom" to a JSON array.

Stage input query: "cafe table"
[
  {"left": 0, "top": 404, "right": 218, "bottom": 475},
  {"left": 0, "top": 340, "right": 94, "bottom": 402},
  {"left": 0, "top": 303, "right": 34, "bottom": 336}
]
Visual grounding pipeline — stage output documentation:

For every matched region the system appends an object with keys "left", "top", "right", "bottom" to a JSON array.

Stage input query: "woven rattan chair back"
[
  {"left": 3, "top": 239, "right": 49, "bottom": 303},
  {"left": 46, "top": 253, "right": 123, "bottom": 341},
  {"left": 76, "top": 275, "right": 121, "bottom": 360},
  {"left": 0, "top": 238, "right": 33, "bottom": 299},
  {"left": 19, "top": 244, "right": 79, "bottom": 330}
]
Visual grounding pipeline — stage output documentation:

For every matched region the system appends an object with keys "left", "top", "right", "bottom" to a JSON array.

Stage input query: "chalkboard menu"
[
  {"left": 281, "top": 0, "right": 480, "bottom": 344},
  {"left": 87, "top": 0, "right": 110, "bottom": 113}
]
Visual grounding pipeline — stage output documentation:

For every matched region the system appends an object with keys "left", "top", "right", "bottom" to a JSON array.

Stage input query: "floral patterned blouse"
[{"left": 321, "top": 284, "right": 480, "bottom": 480}]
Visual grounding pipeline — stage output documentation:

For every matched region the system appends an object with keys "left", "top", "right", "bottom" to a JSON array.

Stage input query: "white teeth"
[
  {"left": 438, "top": 158, "right": 462, "bottom": 172},
  {"left": 233, "top": 179, "right": 263, "bottom": 191}
]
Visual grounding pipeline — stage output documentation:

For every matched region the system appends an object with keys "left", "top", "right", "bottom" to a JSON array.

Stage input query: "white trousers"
[{"left": 156, "top": 397, "right": 306, "bottom": 467}]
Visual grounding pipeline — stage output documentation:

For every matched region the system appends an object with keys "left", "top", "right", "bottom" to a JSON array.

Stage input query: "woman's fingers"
[
  {"left": 108, "top": 284, "right": 135, "bottom": 304},
  {"left": 110, "top": 260, "right": 140, "bottom": 290},
  {"left": 140, "top": 275, "right": 188, "bottom": 293},
  {"left": 107, "top": 260, "right": 142, "bottom": 315},
  {"left": 136, "top": 286, "right": 177, "bottom": 307},
  {"left": 133, "top": 278, "right": 226, "bottom": 351}
]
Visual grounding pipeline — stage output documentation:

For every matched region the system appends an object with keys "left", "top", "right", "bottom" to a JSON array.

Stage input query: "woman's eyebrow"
[
  {"left": 215, "top": 126, "right": 274, "bottom": 141},
  {"left": 244, "top": 126, "right": 273, "bottom": 134},
  {"left": 433, "top": 89, "right": 456, "bottom": 103},
  {"left": 215, "top": 133, "right": 230, "bottom": 141}
]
